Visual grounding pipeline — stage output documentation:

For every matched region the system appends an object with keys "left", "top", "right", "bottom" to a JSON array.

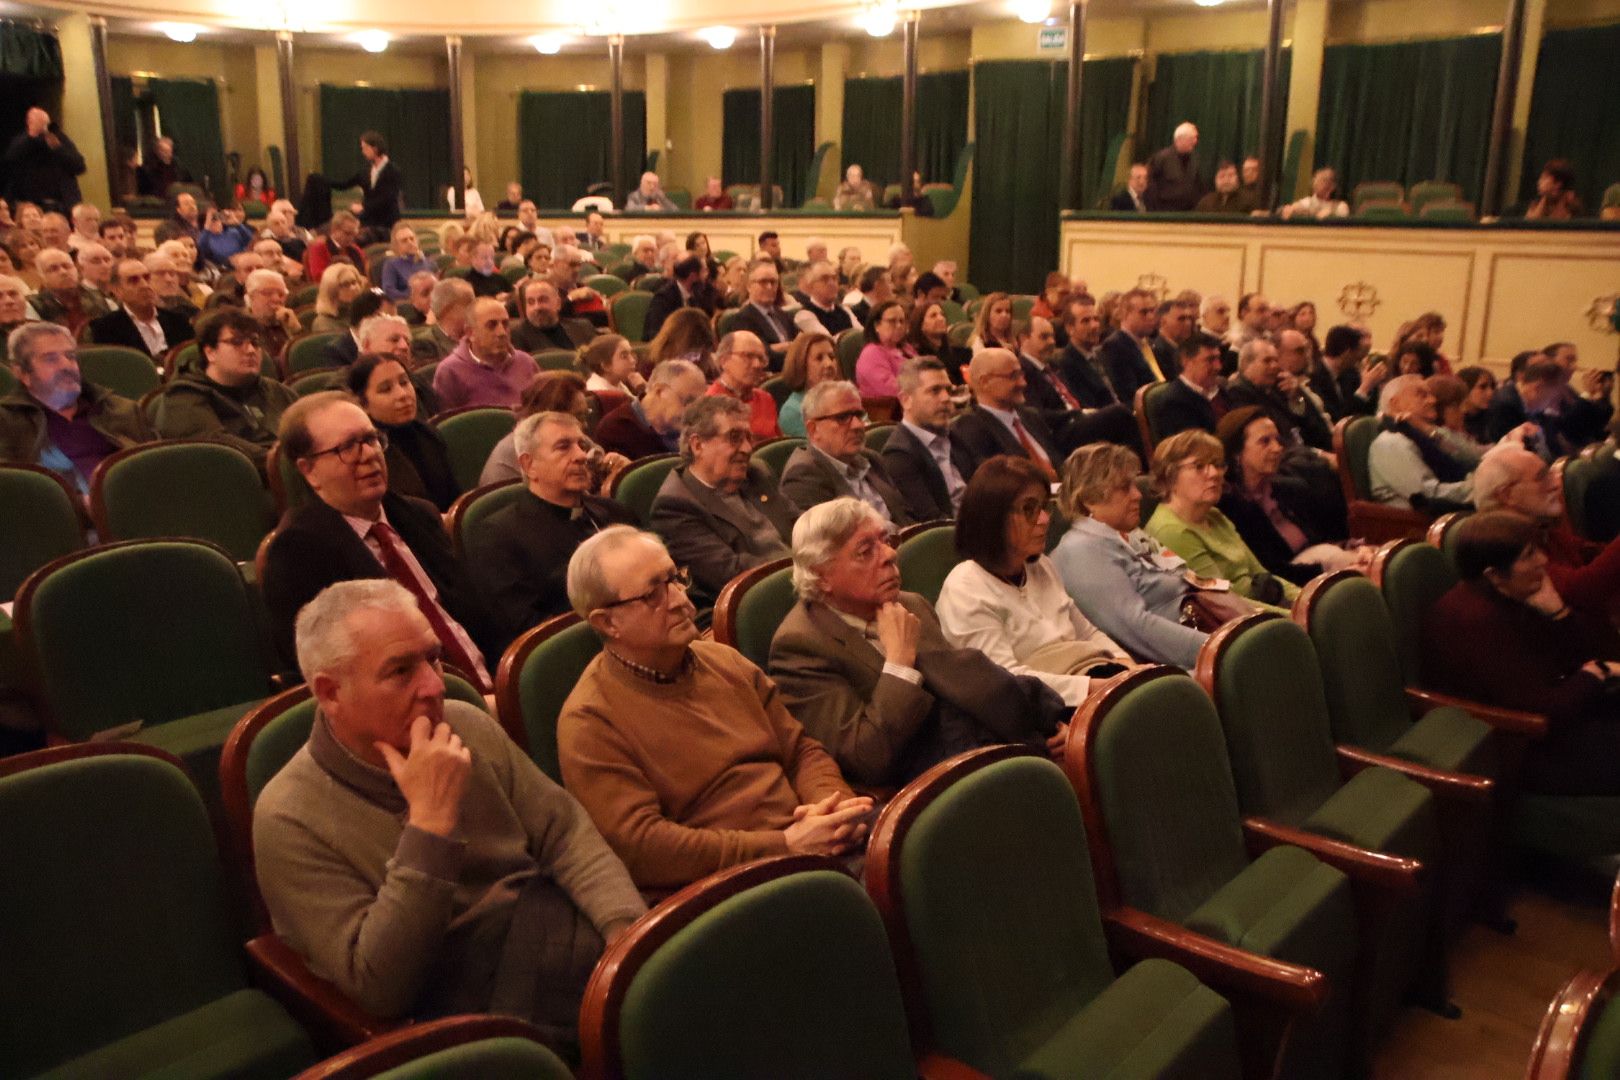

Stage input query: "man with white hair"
[
  {"left": 253, "top": 578, "right": 644, "bottom": 1049},
  {"left": 616, "top": 235, "right": 659, "bottom": 284},
  {"left": 1282, "top": 168, "right": 1350, "bottom": 220},
  {"left": 791, "top": 261, "right": 856, "bottom": 338},
  {"left": 780, "top": 380, "right": 911, "bottom": 524},
  {"left": 558, "top": 526, "right": 869, "bottom": 890},
  {"left": 243, "top": 267, "right": 303, "bottom": 360},
  {"left": 0, "top": 275, "right": 35, "bottom": 347},
  {"left": 88, "top": 258, "right": 194, "bottom": 358},
  {"left": 143, "top": 250, "right": 200, "bottom": 321},
  {"left": 419, "top": 277, "right": 476, "bottom": 361},
  {"left": 834, "top": 164, "right": 878, "bottom": 211},
  {"left": 67, "top": 201, "right": 101, "bottom": 252},
  {"left": 624, "top": 171, "right": 677, "bottom": 213},
  {"left": 1146, "top": 121, "right": 1207, "bottom": 211},
  {"left": 30, "top": 245, "right": 110, "bottom": 334},
  {"left": 74, "top": 242, "right": 117, "bottom": 310},
  {"left": 260, "top": 199, "right": 308, "bottom": 264},
  {"left": 0, "top": 321, "right": 150, "bottom": 494},
  {"left": 768, "top": 498, "right": 1071, "bottom": 786},
  {"left": 468, "top": 411, "right": 639, "bottom": 639},
  {"left": 1369, "top": 374, "right": 1486, "bottom": 511},
  {"left": 594, "top": 358, "right": 707, "bottom": 460}
]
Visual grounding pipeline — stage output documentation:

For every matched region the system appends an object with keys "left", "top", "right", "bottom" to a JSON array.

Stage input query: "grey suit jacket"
[
  {"left": 768, "top": 593, "right": 1067, "bottom": 787},
  {"left": 778, "top": 445, "right": 913, "bottom": 526},
  {"left": 649, "top": 462, "right": 799, "bottom": 600}
]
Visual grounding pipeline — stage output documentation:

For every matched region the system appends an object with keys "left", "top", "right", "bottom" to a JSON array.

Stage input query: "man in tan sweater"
[
  {"left": 253, "top": 579, "right": 645, "bottom": 1056},
  {"left": 558, "top": 526, "right": 873, "bottom": 891}
]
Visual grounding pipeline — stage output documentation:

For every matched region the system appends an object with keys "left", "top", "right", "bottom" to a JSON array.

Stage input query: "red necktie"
[
  {"left": 369, "top": 521, "right": 492, "bottom": 693},
  {"left": 1045, "top": 368, "right": 1082, "bottom": 410},
  {"left": 1012, "top": 416, "right": 1058, "bottom": 482}
]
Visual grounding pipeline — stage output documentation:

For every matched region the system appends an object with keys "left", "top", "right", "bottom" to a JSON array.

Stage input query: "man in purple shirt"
[{"left": 431, "top": 297, "right": 539, "bottom": 411}]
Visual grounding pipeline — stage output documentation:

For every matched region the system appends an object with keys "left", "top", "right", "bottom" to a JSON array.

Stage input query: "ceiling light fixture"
[
  {"left": 700, "top": 25, "right": 737, "bottom": 49},
  {"left": 861, "top": 1, "right": 898, "bottom": 37},
  {"left": 159, "top": 22, "right": 200, "bottom": 42},
  {"left": 1194, "top": 0, "right": 1225, "bottom": 6},
  {"left": 529, "top": 33, "right": 565, "bottom": 53},
  {"left": 1013, "top": 0, "right": 1050, "bottom": 24},
  {"left": 353, "top": 29, "right": 390, "bottom": 52}
]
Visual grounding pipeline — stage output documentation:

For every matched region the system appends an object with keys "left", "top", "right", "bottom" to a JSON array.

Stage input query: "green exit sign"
[{"left": 1038, "top": 26, "right": 1067, "bottom": 50}]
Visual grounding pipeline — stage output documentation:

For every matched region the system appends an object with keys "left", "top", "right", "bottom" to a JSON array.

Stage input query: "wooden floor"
[{"left": 1372, "top": 880, "right": 1611, "bottom": 1079}]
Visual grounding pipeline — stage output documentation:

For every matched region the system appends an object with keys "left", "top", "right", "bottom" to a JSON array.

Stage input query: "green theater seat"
[
  {"left": 896, "top": 524, "right": 960, "bottom": 606},
  {"left": 494, "top": 613, "right": 600, "bottom": 782},
  {"left": 712, "top": 558, "right": 794, "bottom": 669}
]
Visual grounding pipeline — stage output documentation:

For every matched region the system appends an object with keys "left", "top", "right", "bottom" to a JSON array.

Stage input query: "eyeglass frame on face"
[
  {"left": 700, "top": 427, "right": 755, "bottom": 450},
  {"left": 812, "top": 407, "right": 868, "bottom": 426},
  {"left": 217, "top": 333, "right": 263, "bottom": 352},
  {"left": 848, "top": 530, "right": 900, "bottom": 564},
  {"left": 598, "top": 566, "right": 692, "bottom": 610},
  {"left": 302, "top": 428, "right": 389, "bottom": 466},
  {"left": 1178, "top": 456, "right": 1225, "bottom": 475},
  {"left": 1011, "top": 492, "right": 1049, "bottom": 523}
]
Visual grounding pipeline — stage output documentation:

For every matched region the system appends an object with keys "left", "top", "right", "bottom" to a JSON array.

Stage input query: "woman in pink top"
[{"left": 855, "top": 300, "right": 915, "bottom": 397}]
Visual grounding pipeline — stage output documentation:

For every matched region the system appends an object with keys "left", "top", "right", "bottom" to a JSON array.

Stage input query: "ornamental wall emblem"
[
  {"left": 1136, "top": 273, "right": 1169, "bottom": 304},
  {"left": 1338, "top": 281, "right": 1380, "bottom": 321},
  {"left": 1585, "top": 294, "right": 1620, "bottom": 334}
]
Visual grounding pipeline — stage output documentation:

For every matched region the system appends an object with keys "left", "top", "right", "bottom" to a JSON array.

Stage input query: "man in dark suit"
[
  {"left": 1310, "top": 324, "right": 1382, "bottom": 422},
  {"left": 467, "top": 411, "right": 638, "bottom": 644},
  {"left": 950, "top": 349, "right": 1061, "bottom": 482},
  {"left": 1108, "top": 163, "right": 1149, "bottom": 212},
  {"left": 1225, "top": 338, "right": 1333, "bottom": 452},
  {"left": 1152, "top": 296, "right": 1196, "bottom": 382},
  {"left": 779, "top": 380, "right": 911, "bottom": 525},
  {"left": 1152, "top": 332, "right": 1232, "bottom": 442},
  {"left": 509, "top": 279, "right": 595, "bottom": 355},
  {"left": 768, "top": 498, "right": 1071, "bottom": 787},
  {"left": 648, "top": 395, "right": 800, "bottom": 604},
  {"left": 88, "top": 258, "right": 194, "bottom": 359},
  {"left": 1484, "top": 354, "right": 1564, "bottom": 448},
  {"left": 642, "top": 255, "right": 706, "bottom": 340},
  {"left": 329, "top": 130, "right": 402, "bottom": 242},
  {"left": 1096, "top": 287, "right": 1165, "bottom": 403},
  {"left": 1016, "top": 315, "right": 1139, "bottom": 454},
  {"left": 261, "top": 393, "right": 500, "bottom": 690},
  {"left": 731, "top": 260, "right": 797, "bottom": 368},
  {"left": 594, "top": 358, "right": 707, "bottom": 461},
  {"left": 882, "top": 357, "right": 968, "bottom": 523},
  {"left": 1053, "top": 294, "right": 1121, "bottom": 410}
]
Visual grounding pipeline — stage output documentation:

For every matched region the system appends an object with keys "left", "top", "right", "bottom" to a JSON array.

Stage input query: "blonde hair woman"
[
  {"left": 968, "top": 291, "right": 1014, "bottom": 355},
  {"left": 311, "top": 263, "right": 365, "bottom": 334}
]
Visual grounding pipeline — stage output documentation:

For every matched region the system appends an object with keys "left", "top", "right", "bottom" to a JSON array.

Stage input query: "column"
[
  {"left": 900, "top": 13, "right": 919, "bottom": 203},
  {"left": 1060, "top": 0, "right": 1087, "bottom": 210},
  {"left": 446, "top": 36, "right": 466, "bottom": 211},
  {"left": 89, "top": 17, "right": 118, "bottom": 205},
  {"left": 276, "top": 32, "right": 302, "bottom": 198},
  {"left": 253, "top": 44, "right": 285, "bottom": 193},
  {"left": 458, "top": 44, "right": 478, "bottom": 198},
  {"left": 1505, "top": 0, "right": 1550, "bottom": 200},
  {"left": 1481, "top": 0, "right": 1530, "bottom": 216},
  {"left": 645, "top": 52, "right": 669, "bottom": 182},
  {"left": 759, "top": 26, "right": 776, "bottom": 211},
  {"left": 1283, "top": 0, "right": 1328, "bottom": 203},
  {"left": 816, "top": 42, "right": 848, "bottom": 200},
  {"left": 55, "top": 12, "right": 110, "bottom": 208},
  {"left": 609, "top": 35, "right": 625, "bottom": 207},
  {"left": 1255, "top": 0, "right": 1287, "bottom": 207}
]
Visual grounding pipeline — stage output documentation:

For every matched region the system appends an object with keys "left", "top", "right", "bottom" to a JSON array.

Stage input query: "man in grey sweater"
[{"left": 253, "top": 579, "right": 646, "bottom": 1056}]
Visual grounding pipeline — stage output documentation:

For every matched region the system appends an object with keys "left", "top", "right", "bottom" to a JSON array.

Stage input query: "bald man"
[
  {"left": 949, "top": 348, "right": 1062, "bottom": 482},
  {"left": 431, "top": 296, "right": 539, "bottom": 410}
]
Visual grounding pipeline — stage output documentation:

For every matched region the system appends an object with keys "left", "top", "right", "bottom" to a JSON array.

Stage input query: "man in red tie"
[
  {"left": 948, "top": 348, "right": 1063, "bottom": 483},
  {"left": 1016, "top": 316, "right": 1141, "bottom": 456},
  {"left": 261, "top": 391, "right": 501, "bottom": 693}
]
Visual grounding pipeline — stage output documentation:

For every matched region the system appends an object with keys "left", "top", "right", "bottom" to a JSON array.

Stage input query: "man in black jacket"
[
  {"left": 510, "top": 279, "right": 595, "bottom": 355},
  {"left": 88, "top": 259, "right": 195, "bottom": 359},
  {"left": 1095, "top": 287, "right": 1164, "bottom": 403},
  {"left": 950, "top": 349, "right": 1061, "bottom": 482},
  {"left": 1151, "top": 332, "right": 1231, "bottom": 441},
  {"left": 1054, "top": 295, "right": 1121, "bottom": 410},
  {"left": 2, "top": 108, "right": 84, "bottom": 210},
  {"left": 329, "top": 131, "right": 403, "bottom": 242},
  {"left": 1016, "top": 316, "right": 1139, "bottom": 454},
  {"left": 642, "top": 255, "right": 706, "bottom": 340},
  {"left": 1309, "top": 324, "right": 1383, "bottom": 422},
  {"left": 262, "top": 393, "right": 500, "bottom": 689},
  {"left": 1226, "top": 338, "right": 1333, "bottom": 452},
  {"left": 882, "top": 357, "right": 968, "bottom": 523},
  {"left": 467, "top": 411, "right": 637, "bottom": 645}
]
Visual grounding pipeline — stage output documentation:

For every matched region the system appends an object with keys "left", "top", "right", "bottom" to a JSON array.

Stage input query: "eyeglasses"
[
  {"left": 1012, "top": 497, "right": 1048, "bottom": 523},
  {"left": 304, "top": 429, "right": 388, "bottom": 465},
  {"left": 814, "top": 408, "right": 868, "bottom": 425},
  {"left": 850, "top": 532, "right": 900, "bottom": 563},
  {"left": 601, "top": 566, "right": 692, "bottom": 609},
  {"left": 1178, "top": 459, "right": 1226, "bottom": 474},
  {"left": 705, "top": 429, "right": 754, "bottom": 449},
  {"left": 218, "top": 334, "right": 262, "bottom": 351}
]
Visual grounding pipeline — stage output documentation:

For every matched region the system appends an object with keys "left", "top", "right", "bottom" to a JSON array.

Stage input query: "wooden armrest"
[
  {"left": 1404, "top": 687, "right": 1549, "bottom": 739},
  {"left": 246, "top": 934, "right": 392, "bottom": 1049},
  {"left": 1242, "top": 817, "right": 1424, "bottom": 897},
  {"left": 916, "top": 1052, "right": 994, "bottom": 1080},
  {"left": 1335, "top": 744, "right": 1494, "bottom": 804},
  {"left": 1102, "top": 906, "right": 1327, "bottom": 1012}
]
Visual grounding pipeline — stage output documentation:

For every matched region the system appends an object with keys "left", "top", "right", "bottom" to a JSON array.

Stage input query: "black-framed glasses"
[
  {"left": 600, "top": 566, "right": 692, "bottom": 610},
  {"left": 218, "top": 334, "right": 262, "bottom": 351},
  {"left": 815, "top": 408, "right": 868, "bottom": 426},
  {"left": 304, "top": 430, "right": 388, "bottom": 465}
]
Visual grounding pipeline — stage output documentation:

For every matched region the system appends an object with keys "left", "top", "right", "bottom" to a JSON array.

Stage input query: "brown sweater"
[
  {"left": 558, "top": 640, "right": 852, "bottom": 889},
  {"left": 253, "top": 701, "right": 646, "bottom": 1023}
]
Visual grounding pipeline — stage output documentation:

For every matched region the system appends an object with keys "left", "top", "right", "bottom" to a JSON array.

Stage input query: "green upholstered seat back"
[
  {"left": 77, "top": 346, "right": 162, "bottom": 398},
  {"left": 1343, "top": 415, "right": 1379, "bottom": 499},
  {"left": 1580, "top": 993, "right": 1620, "bottom": 1080},
  {"left": 0, "top": 363, "right": 16, "bottom": 394},
  {"left": 762, "top": 376, "right": 791, "bottom": 409},
  {"left": 836, "top": 328, "right": 866, "bottom": 381},
  {"left": 24, "top": 541, "right": 271, "bottom": 740},
  {"left": 371, "top": 1036, "right": 574, "bottom": 1079},
  {"left": 1408, "top": 181, "right": 1462, "bottom": 214},
  {"left": 732, "top": 564, "right": 796, "bottom": 669},
  {"left": 1306, "top": 576, "right": 1414, "bottom": 751},
  {"left": 0, "top": 466, "right": 82, "bottom": 599},
  {"left": 864, "top": 422, "right": 896, "bottom": 451},
  {"left": 532, "top": 348, "right": 578, "bottom": 372},
  {"left": 1380, "top": 542, "right": 1458, "bottom": 685},
  {"left": 613, "top": 455, "right": 679, "bottom": 525},
  {"left": 1141, "top": 379, "right": 1177, "bottom": 446},
  {"left": 434, "top": 408, "right": 516, "bottom": 493},
  {"left": 610, "top": 291, "right": 652, "bottom": 342},
  {"left": 897, "top": 756, "right": 1117, "bottom": 1073},
  {"left": 273, "top": 442, "right": 313, "bottom": 512},
  {"left": 456, "top": 482, "right": 524, "bottom": 552},
  {"left": 95, "top": 442, "right": 276, "bottom": 562},
  {"left": 617, "top": 869, "right": 915, "bottom": 1080},
  {"left": 749, "top": 437, "right": 803, "bottom": 484},
  {"left": 715, "top": 308, "right": 742, "bottom": 337},
  {"left": 286, "top": 332, "right": 341, "bottom": 376},
  {"left": 897, "top": 525, "right": 961, "bottom": 606},
  {"left": 1211, "top": 619, "right": 1342, "bottom": 826},
  {"left": 0, "top": 753, "right": 246, "bottom": 1075},
  {"left": 1090, "top": 674, "right": 1250, "bottom": 922},
  {"left": 515, "top": 620, "right": 601, "bottom": 781},
  {"left": 1579, "top": 450, "right": 1620, "bottom": 543},
  {"left": 585, "top": 273, "right": 625, "bottom": 297}
]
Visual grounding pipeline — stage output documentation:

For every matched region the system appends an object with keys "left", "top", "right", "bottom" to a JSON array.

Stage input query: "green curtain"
[
  {"left": 968, "top": 59, "right": 1136, "bottom": 294},
  {"left": 0, "top": 21, "right": 59, "bottom": 77},
  {"left": 1519, "top": 22, "right": 1620, "bottom": 212},
  {"left": 721, "top": 85, "right": 817, "bottom": 206},
  {"left": 1076, "top": 57, "right": 1136, "bottom": 208},
  {"left": 109, "top": 76, "right": 137, "bottom": 162},
  {"left": 840, "top": 71, "right": 970, "bottom": 188},
  {"left": 1143, "top": 48, "right": 1291, "bottom": 183},
  {"left": 319, "top": 85, "right": 452, "bottom": 211},
  {"left": 1314, "top": 34, "right": 1500, "bottom": 204},
  {"left": 517, "top": 90, "right": 646, "bottom": 209},
  {"left": 149, "top": 78, "right": 228, "bottom": 204}
]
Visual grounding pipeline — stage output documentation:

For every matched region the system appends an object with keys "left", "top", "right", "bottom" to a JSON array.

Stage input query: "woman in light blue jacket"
[{"left": 1049, "top": 442, "right": 1209, "bottom": 669}]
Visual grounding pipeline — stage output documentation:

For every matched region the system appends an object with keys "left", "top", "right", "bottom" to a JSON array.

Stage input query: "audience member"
[
  {"left": 135, "top": 134, "right": 188, "bottom": 199},
  {"left": 7, "top": 231, "right": 44, "bottom": 292},
  {"left": 911, "top": 271, "right": 950, "bottom": 307},
  {"left": 1525, "top": 159, "right": 1584, "bottom": 220},
  {"left": 346, "top": 351, "right": 458, "bottom": 511},
  {"left": 30, "top": 246, "right": 110, "bottom": 334},
  {"left": 305, "top": 210, "right": 367, "bottom": 283},
  {"left": 846, "top": 266, "right": 890, "bottom": 326},
  {"left": 1311, "top": 324, "right": 1383, "bottom": 420},
  {"left": 1453, "top": 366, "right": 1498, "bottom": 445},
  {"left": 326, "top": 131, "right": 402, "bottom": 240},
  {"left": 1096, "top": 287, "right": 1164, "bottom": 400},
  {"left": 855, "top": 300, "right": 914, "bottom": 397},
  {"left": 239, "top": 268, "right": 298, "bottom": 363},
  {"left": 463, "top": 242, "right": 510, "bottom": 300},
  {"left": 0, "top": 321, "right": 150, "bottom": 494},
  {"left": 594, "top": 358, "right": 707, "bottom": 459},
  {"left": 507, "top": 278, "right": 588, "bottom": 354},
  {"left": 0, "top": 274, "right": 31, "bottom": 342},
  {"left": 643, "top": 255, "right": 706, "bottom": 339},
  {"left": 953, "top": 348, "right": 1061, "bottom": 481},
  {"left": 311, "top": 263, "right": 366, "bottom": 334},
  {"left": 1195, "top": 161, "right": 1262, "bottom": 214},
  {"left": 38, "top": 210, "right": 73, "bottom": 252},
  {"left": 780, "top": 380, "right": 910, "bottom": 523},
  {"left": 152, "top": 308, "right": 294, "bottom": 472},
  {"left": 705, "top": 330, "right": 781, "bottom": 439},
  {"left": 1109, "top": 164, "right": 1149, "bottom": 212},
  {"left": 769, "top": 498, "right": 1070, "bottom": 786},
  {"left": 936, "top": 455, "right": 1130, "bottom": 708},
  {"left": 578, "top": 334, "right": 645, "bottom": 397},
  {"left": 399, "top": 270, "right": 436, "bottom": 327},
  {"left": 731, "top": 260, "right": 796, "bottom": 364},
  {"left": 793, "top": 261, "right": 857, "bottom": 337},
  {"left": 1282, "top": 168, "right": 1350, "bottom": 220},
  {"left": 1369, "top": 373, "right": 1515, "bottom": 511},
  {"left": 88, "top": 258, "right": 194, "bottom": 359},
  {"left": 906, "top": 298, "right": 970, "bottom": 384},
  {"left": 1542, "top": 340, "right": 1614, "bottom": 451},
  {"left": 1427, "top": 374, "right": 1490, "bottom": 464},
  {"left": 1145, "top": 122, "right": 1206, "bottom": 211},
  {"left": 1018, "top": 314, "right": 1139, "bottom": 453},
  {"left": 321, "top": 288, "right": 392, "bottom": 368},
  {"left": 778, "top": 332, "right": 840, "bottom": 438},
  {"left": 1054, "top": 294, "right": 1119, "bottom": 408},
  {"left": 196, "top": 203, "right": 256, "bottom": 267},
  {"left": 1225, "top": 338, "right": 1334, "bottom": 452},
  {"left": 380, "top": 222, "right": 435, "bottom": 301},
  {"left": 558, "top": 526, "right": 867, "bottom": 888},
  {"left": 649, "top": 395, "right": 797, "bottom": 603},
  {"left": 3, "top": 109, "right": 85, "bottom": 211},
  {"left": 693, "top": 176, "right": 733, "bottom": 211},
  {"left": 143, "top": 251, "right": 198, "bottom": 321},
  {"left": 834, "top": 165, "right": 879, "bottom": 211},
  {"left": 624, "top": 171, "right": 678, "bottom": 213},
  {"left": 1482, "top": 354, "right": 1562, "bottom": 447},
  {"left": 261, "top": 200, "right": 308, "bottom": 265},
  {"left": 577, "top": 212, "right": 608, "bottom": 253},
  {"left": 75, "top": 242, "right": 114, "bottom": 307},
  {"left": 1153, "top": 331, "right": 1233, "bottom": 439},
  {"left": 1145, "top": 429, "right": 1297, "bottom": 605},
  {"left": 1151, "top": 295, "right": 1197, "bottom": 380},
  {"left": 646, "top": 306, "right": 717, "bottom": 377},
  {"left": 480, "top": 372, "right": 596, "bottom": 486},
  {"left": 433, "top": 297, "right": 539, "bottom": 410},
  {"left": 968, "top": 293, "right": 1014, "bottom": 355},
  {"left": 1051, "top": 443, "right": 1211, "bottom": 669},
  {"left": 882, "top": 357, "right": 967, "bottom": 522}
]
